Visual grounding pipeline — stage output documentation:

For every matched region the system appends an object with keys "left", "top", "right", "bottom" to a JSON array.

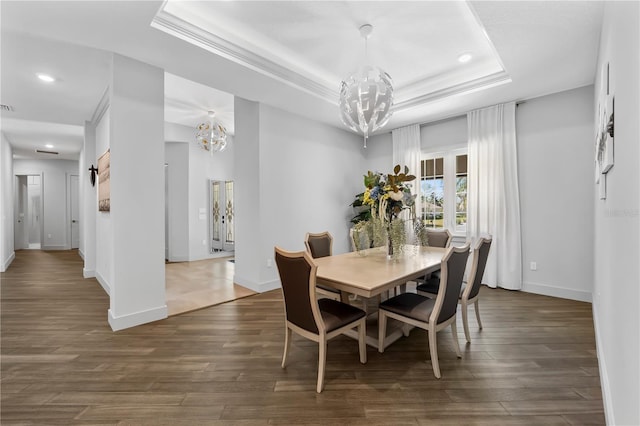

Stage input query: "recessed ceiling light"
[
  {"left": 457, "top": 53, "right": 473, "bottom": 64},
  {"left": 37, "top": 73, "right": 56, "bottom": 83},
  {"left": 45, "top": 144, "right": 54, "bottom": 149}
]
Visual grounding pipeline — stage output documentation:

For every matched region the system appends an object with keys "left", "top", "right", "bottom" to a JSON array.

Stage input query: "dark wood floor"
[{"left": 1, "top": 250, "right": 604, "bottom": 425}]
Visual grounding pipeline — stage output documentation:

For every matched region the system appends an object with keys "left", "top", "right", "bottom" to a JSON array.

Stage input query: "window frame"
[{"left": 420, "top": 144, "right": 468, "bottom": 236}]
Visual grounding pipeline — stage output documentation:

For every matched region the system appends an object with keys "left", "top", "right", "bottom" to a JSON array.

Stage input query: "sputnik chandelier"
[
  {"left": 339, "top": 24, "right": 394, "bottom": 148},
  {"left": 196, "top": 110, "right": 228, "bottom": 153}
]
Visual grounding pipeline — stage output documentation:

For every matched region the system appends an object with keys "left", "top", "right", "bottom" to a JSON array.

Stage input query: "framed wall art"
[{"left": 98, "top": 149, "right": 111, "bottom": 212}]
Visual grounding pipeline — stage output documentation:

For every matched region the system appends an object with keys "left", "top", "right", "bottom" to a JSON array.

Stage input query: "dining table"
[{"left": 314, "top": 244, "right": 448, "bottom": 349}]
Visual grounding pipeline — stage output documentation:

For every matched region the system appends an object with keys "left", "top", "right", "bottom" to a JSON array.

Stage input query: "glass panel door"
[
  {"left": 211, "top": 181, "right": 223, "bottom": 251},
  {"left": 224, "top": 181, "right": 235, "bottom": 252},
  {"left": 211, "top": 180, "right": 235, "bottom": 253}
]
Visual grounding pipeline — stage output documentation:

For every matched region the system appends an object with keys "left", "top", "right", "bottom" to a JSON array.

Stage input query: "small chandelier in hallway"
[{"left": 196, "top": 110, "right": 228, "bottom": 153}]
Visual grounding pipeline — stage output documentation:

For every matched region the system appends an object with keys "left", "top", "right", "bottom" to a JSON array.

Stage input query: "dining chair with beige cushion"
[
  {"left": 378, "top": 244, "right": 470, "bottom": 378},
  {"left": 274, "top": 247, "right": 367, "bottom": 393},
  {"left": 304, "top": 231, "right": 341, "bottom": 301},
  {"left": 417, "top": 236, "right": 492, "bottom": 343}
]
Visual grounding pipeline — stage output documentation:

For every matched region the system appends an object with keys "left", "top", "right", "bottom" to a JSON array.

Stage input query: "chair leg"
[
  {"left": 378, "top": 311, "right": 387, "bottom": 353},
  {"left": 281, "top": 326, "right": 292, "bottom": 368},
  {"left": 358, "top": 320, "right": 367, "bottom": 364},
  {"left": 474, "top": 299, "right": 483, "bottom": 330},
  {"left": 317, "top": 336, "right": 327, "bottom": 393},
  {"left": 451, "top": 320, "right": 462, "bottom": 358},
  {"left": 461, "top": 300, "right": 471, "bottom": 343},
  {"left": 402, "top": 324, "right": 411, "bottom": 337},
  {"left": 427, "top": 324, "right": 441, "bottom": 379}
]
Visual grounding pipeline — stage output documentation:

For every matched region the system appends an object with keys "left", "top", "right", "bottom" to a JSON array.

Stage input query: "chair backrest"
[
  {"left": 432, "top": 244, "right": 470, "bottom": 324},
  {"left": 426, "top": 228, "right": 452, "bottom": 248},
  {"left": 304, "top": 232, "right": 333, "bottom": 259},
  {"left": 465, "top": 237, "right": 492, "bottom": 300},
  {"left": 274, "top": 247, "right": 322, "bottom": 334}
]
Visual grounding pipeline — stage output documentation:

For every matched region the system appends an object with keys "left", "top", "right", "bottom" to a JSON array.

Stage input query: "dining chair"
[
  {"left": 378, "top": 244, "right": 470, "bottom": 378},
  {"left": 274, "top": 247, "right": 367, "bottom": 393},
  {"left": 304, "top": 231, "right": 341, "bottom": 301},
  {"left": 417, "top": 236, "right": 492, "bottom": 343},
  {"left": 426, "top": 228, "right": 453, "bottom": 248},
  {"left": 414, "top": 228, "right": 453, "bottom": 286}
]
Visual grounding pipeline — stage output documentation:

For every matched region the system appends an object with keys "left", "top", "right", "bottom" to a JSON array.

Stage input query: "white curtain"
[
  {"left": 392, "top": 124, "right": 422, "bottom": 227},
  {"left": 467, "top": 102, "right": 522, "bottom": 290}
]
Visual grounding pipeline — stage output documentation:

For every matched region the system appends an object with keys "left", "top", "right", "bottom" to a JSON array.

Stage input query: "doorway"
[
  {"left": 210, "top": 180, "right": 235, "bottom": 253},
  {"left": 14, "top": 174, "right": 44, "bottom": 250},
  {"left": 68, "top": 174, "right": 79, "bottom": 249}
]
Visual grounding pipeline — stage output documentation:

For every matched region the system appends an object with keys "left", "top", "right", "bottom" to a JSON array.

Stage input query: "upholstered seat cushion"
[
  {"left": 379, "top": 293, "right": 436, "bottom": 323},
  {"left": 318, "top": 299, "right": 366, "bottom": 333}
]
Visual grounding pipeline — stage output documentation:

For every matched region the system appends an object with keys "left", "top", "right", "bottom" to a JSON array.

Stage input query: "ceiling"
[{"left": 0, "top": 1, "right": 603, "bottom": 161}]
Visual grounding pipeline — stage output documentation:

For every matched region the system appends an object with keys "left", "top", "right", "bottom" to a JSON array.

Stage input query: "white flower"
[{"left": 388, "top": 190, "right": 404, "bottom": 201}]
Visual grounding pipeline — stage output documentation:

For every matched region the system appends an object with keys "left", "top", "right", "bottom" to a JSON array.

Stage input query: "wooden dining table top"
[{"left": 314, "top": 245, "right": 448, "bottom": 298}]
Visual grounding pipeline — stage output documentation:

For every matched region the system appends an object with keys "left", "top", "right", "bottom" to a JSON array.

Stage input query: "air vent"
[
  {"left": 0, "top": 104, "right": 14, "bottom": 112},
  {"left": 35, "top": 150, "right": 59, "bottom": 155}
]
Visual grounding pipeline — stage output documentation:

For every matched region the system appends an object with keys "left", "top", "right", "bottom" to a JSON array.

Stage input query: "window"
[{"left": 420, "top": 148, "right": 468, "bottom": 233}]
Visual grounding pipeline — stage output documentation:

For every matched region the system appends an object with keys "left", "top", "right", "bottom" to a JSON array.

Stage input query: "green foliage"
[{"left": 350, "top": 192, "right": 372, "bottom": 224}]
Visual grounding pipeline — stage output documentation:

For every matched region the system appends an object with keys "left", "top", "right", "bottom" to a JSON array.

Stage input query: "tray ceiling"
[{"left": 153, "top": 1, "right": 510, "bottom": 111}]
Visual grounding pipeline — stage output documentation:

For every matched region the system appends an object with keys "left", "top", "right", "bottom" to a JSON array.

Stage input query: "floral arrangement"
[
  {"left": 351, "top": 165, "right": 419, "bottom": 258},
  {"left": 362, "top": 165, "right": 416, "bottom": 221}
]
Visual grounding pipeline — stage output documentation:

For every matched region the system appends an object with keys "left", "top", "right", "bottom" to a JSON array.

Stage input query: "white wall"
[
  {"left": 259, "top": 103, "right": 364, "bottom": 255},
  {"left": 165, "top": 141, "right": 189, "bottom": 261},
  {"left": 517, "top": 86, "right": 595, "bottom": 302},
  {"left": 107, "top": 53, "right": 166, "bottom": 331},
  {"left": 364, "top": 132, "right": 393, "bottom": 173},
  {"left": 233, "top": 98, "right": 364, "bottom": 292},
  {"left": 95, "top": 108, "right": 112, "bottom": 293},
  {"left": 366, "top": 87, "right": 595, "bottom": 302},
  {"left": 421, "top": 116, "right": 468, "bottom": 151},
  {"left": 233, "top": 97, "right": 261, "bottom": 289},
  {"left": 13, "top": 159, "right": 79, "bottom": 250},
  {"left": 80, "top": 120, "right": 97, "bottom": 278},
  {"left": 0, "top": 132, "right": 14, "bottom": 271},
  {"left": 593, "top": 2, "right": 640, "bottom": 424}
]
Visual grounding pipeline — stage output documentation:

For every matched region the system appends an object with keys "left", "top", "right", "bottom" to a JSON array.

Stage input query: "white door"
[
  {"left": 70, "top": 174, "right": 79, "bottom": 249},
  {"left": 14, "top": 176, "right": 27, "bottom": 249},
  {"left": 210, "top": 180, "right": 235, "bottom": 252},
  {"left": 27, "top": 175, "right": 42, "bottom": 249}
]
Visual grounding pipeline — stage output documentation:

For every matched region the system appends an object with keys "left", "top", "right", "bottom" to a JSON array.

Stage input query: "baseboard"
[
  {"left": 41, "top": 245, "right": 68, "bottom": 251},
  {"left": 592, "top": 300, "right": 614, "bottom": 425},
  {"left": 83, "top": 268, "right": 96, "bottom": 279},
  {"left": 78, "top": 249, "right": 85, "bottom": 260},
  {"left": 522, "top": 281, "right": 592, "bottom": 303},
  {"left": 168, "top": 255, "right": 189, "bottom": 262},
  {"left": 95, "top": 271, "right": 111, "bottom": 295},
  {"left": 1, "top": 251, "right": 15, "bottom": 272},
  {"left": 108, "top": 305, "right": 168, "bottom": 331},
  {"left": 233, "top": 274, "right": 280, "bottom": 293}
]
